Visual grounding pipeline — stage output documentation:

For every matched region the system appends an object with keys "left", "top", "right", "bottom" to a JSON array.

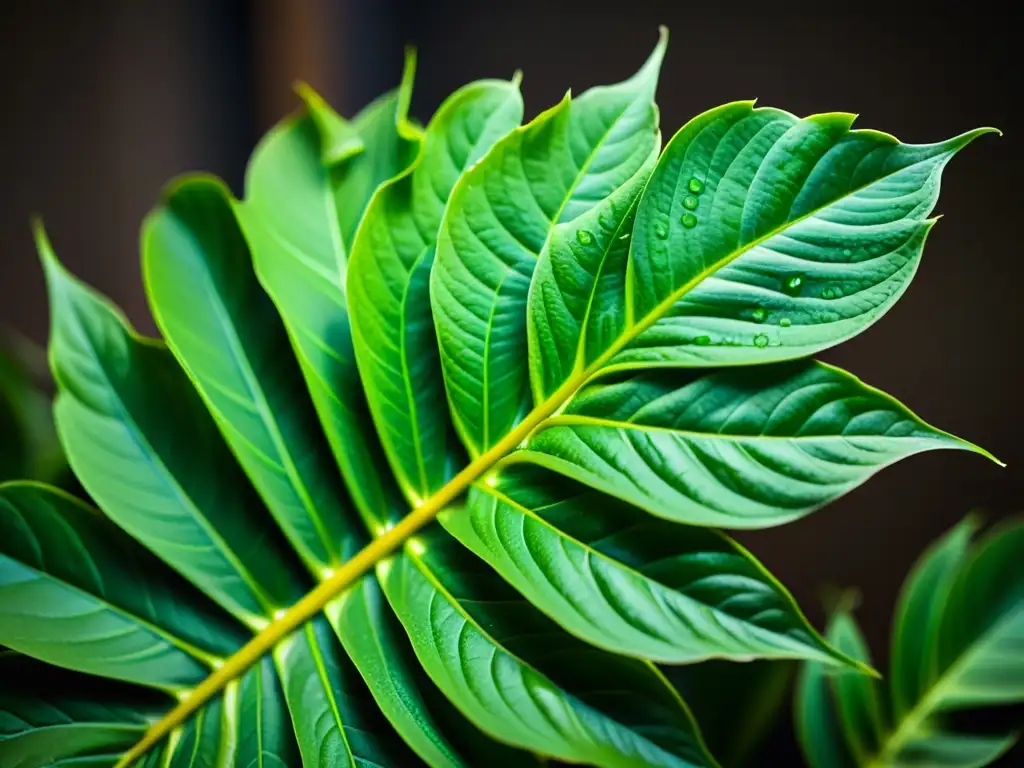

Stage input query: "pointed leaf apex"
[{"left": 511, "top": 69, "right": 524, "bottom": 88}]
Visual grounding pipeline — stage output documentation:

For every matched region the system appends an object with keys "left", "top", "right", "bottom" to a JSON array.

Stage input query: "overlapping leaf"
[
  {"left": 0, "top": 26, "right": 999, "bottom": 768},
  {"left": 797, "top": 517, "right": 1024, "bottom": 767},
  {"left": 513, "top": 361, "right": 989, "bottom": 528}
]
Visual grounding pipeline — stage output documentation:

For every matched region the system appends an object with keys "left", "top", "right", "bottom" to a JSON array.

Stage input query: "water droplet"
[
  {"left": 753, "top": 333, "right": 770, "bottom": 348},
  {"left": 821, "top": 287, "right": 835, "bottom": 300},
  {"left": 681, "top": 214, "right": 698, "bottom": 229},
  {"left": 782, "top": 274, "right": 803, "bottom": 296},
  {"left": 694, "top": 335, "right": 711, "bottom": 346},
  {"left": 576, "top": 229, "right": 594, "bottom": 246},
  {"left": 751, "top": 307, "right": 767, "bottom": 323},
  {"left": 654, "top": 221, "right": 669, "bottom": 239},
  {"left": 688, "top": 177, "right": 705, "bottom": 194},
  {"left": 780, "top": 317, "right": 792, "bottom": 327},
  {"left": 842, "top": 248, "right": 853, "bottom": 257},
  {"left": 683, "top": 195, "right": 699, "bottom": 210}
]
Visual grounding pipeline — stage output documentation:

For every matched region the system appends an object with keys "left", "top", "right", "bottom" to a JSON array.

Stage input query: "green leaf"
[
  {"left": 334, "top": 49, "right": 422, "bottom": 248},
  {"left": 0, "top": 655, "right": 169, "bottom": 768},
  {"left": 348, "top": 76, "right": 524, "bottom": 502},
  {"left": 443, "top": 464, "right": 853, "bottom": 666},
  {"left": 607, "top": 105, "right": 995, "bottom": 370},
  {"left": 828, "top": 612, "right": 888, "bottom": 763},
  {"left": 869, "top": 520, "right": 1024, "bottom": 766},
  {"left": 891, "top": 516, "right": 978, "bottom": 718},
  {"left": 220, "top": 656, "right": 298, "bottom": 767},
  {"left": 39, "top": 227, "right": 303, "bottom": 626},
  {"left": 378, "top": 527, "right": 718, "bottom": 767},
  {"left": 0, "top": 482, "right": 245, "bottom": 689},
  {"left": 294, "top": 83, "right": 365, "bottom": 166},
  {"left": 143, "top": 176, "right": 356, "bottom": 575},
  {"left": 797, "top": 517, "right": 1024, "bottom": 768},
  {"left": 273, "top": 616, "right": 416, "bottom": 767},
  {"left": 797, "top": 646, "right": 857, "bottom": 768},
  {"left": 516, "top": 360, "right": 989, "bottom": 528},
  {"left": 324, "top": 578, "right": 470, "bottom": 767},
  {"left": 238, "top": 62, "right": 420, "bottom": 528},
  {"left": 432, "top": 29, "right": 665, "bottom": 455},
  {"left": 166, "top": 694, "right": 222, "bottom": 768},
  {"left": 238, "top": 113, "right": 402, "bottom": 532}
]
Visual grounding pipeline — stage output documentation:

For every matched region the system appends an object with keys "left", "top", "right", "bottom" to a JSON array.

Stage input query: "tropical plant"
[
  {"left": 797, "top": 515, "right": 1024, "bottom": 767},
  {"left": 0, "top": 27, "right": 1005, "bottom": 767}
]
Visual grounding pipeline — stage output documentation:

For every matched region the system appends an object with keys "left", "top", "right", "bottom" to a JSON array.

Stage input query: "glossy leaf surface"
[
  {"left": 0, "top": 483, "right": 243, "bottom": 689},
  {"left": 377, "top": 527, "right": 718, "bottom": 767},
  {"left": 432, "top": 31, "right": 665, "bottom": 455},
  {"left": 610, "top": 105, "right": 994, "bottom": 371},
  {"left": 517, "top": 361, "right": 985, "bottom": 528},
  {"left": 444, "top": 465, "right": 852, "bottom": 665},
  {"left": 348, "top": 77, "right": 523, "bottom": 502},
  {"left": 144, "top": 177, "right": 355, "bottom": 574},
  {"left": 40, "top": 228, "right": 301, "bottom": 626},
  {"left": 239, "top": 76, "right": 417, "bottom": 526}
]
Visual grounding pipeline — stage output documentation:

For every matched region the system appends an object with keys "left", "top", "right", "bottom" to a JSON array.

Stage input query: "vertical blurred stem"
[{"left": 251, "top": 0, "right": 343, "bottom": 127}]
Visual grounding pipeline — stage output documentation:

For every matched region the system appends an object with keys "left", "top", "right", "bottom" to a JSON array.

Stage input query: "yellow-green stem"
[
  {"left": 114, "top": 374, "right": 580, "bottom": 767},
  {"left": 114, "top": 224, "right": 734, "bottom": 765}
]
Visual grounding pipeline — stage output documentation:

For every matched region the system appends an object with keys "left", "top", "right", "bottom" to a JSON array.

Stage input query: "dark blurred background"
[{"left": 1, "top": 1, "right": 1020, "bottom": 763}]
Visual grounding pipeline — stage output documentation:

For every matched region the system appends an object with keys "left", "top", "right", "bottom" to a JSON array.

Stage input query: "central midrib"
[{"left": 116, "top": 120, "right": 948, "bottom": 768}]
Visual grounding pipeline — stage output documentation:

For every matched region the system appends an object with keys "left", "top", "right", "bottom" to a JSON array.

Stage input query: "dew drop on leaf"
[
  {"left": 753, "top": 333, "right": 770, "bottom": 348},
  {"left": 681, "top": 214, "right": 698, "bottom": 229},
  {"left": 688, "top": 177, "right": 705, "bottom": 194},
  {"left": 843, "top": 248, "right": 853, "bottom": 257},
  {"left": 654, "top": 221, "right": 669, "bottom": 239},
  {"left": 782, "top": 274, "right": 803, "bottom": 296},
  {"left": 694, "top": 335, "right": 711, "bottom": 346},
  {"left": 751, "top": 307, "right": 767, "bottom": 323},
  {"left": 576, "top": 229, "right": 594, "bottom": 246},
  {"left": 683, "top": 195, "right": 699, "bottom": 210},
  {"left": 618, "top": 232, "right": 630, "bottom": 241},
  {"left": 780, "top": 317, "right": 792, "bottom": 327}
]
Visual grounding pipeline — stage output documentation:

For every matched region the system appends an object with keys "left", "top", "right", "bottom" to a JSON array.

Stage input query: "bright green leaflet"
[
  {"left": 273, "top": 616, "right": 416, "bottom": 767},
  {"left": 797, "top": 517, "right": 1024, "bottom": 768},
  {"left": 239, "top": 74, "right": 418, "bottom": 528},
  {"left": 0, "top": 482, "right": 246, "bottom": 690},
  {"left": 514, "top": 361, "right": 988, "bottom": 528},
  {"left": 432, "top": 31, "right": 665, "bottom": 455},
  {"left": 444, "top": 464, "right": 857, "bottom": 666},
  {"left": 323, "top": 577, "right": 472, "bottom": 768},
  {"left": 348, "top": 76, "right": 524, "bottom": 502},
  {"left": 345, "top": 56, "right": 717, "bottom": 765},
  {"left": 607, "top": 105, "right": 995, "bottom": 372},
  {"left": 294, "top": 82, "right": 365, "bottom": 166},
  {"left": 0, "top": 655, "right": 170, "bottom": 768},
  {"left": 377, "top": 527, "right": 718, "bottom": 767},
  {"left": 144, "top": 176, "right": 355, "bottom": 574},
  {"left": 219, "top": 656, "right": 298, "bottom": 767},
  {"left": 240, "top": 73, "right": 491, "bottom": 767},
  {"left": 39, "top": 229, "right": 303, "bottom": 627},
  {"left": 3, "top": 26, "right": 1002, "bottom": 768}
]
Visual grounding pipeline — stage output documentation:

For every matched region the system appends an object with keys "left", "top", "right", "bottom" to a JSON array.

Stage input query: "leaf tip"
[{"left": 511, "top": 69, "right": 524, "bottom": 88}]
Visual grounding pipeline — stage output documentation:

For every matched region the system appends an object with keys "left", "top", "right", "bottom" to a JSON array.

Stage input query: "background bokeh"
[{"left": 1, "top": 1, "right": 1020, "bottom": 763}]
